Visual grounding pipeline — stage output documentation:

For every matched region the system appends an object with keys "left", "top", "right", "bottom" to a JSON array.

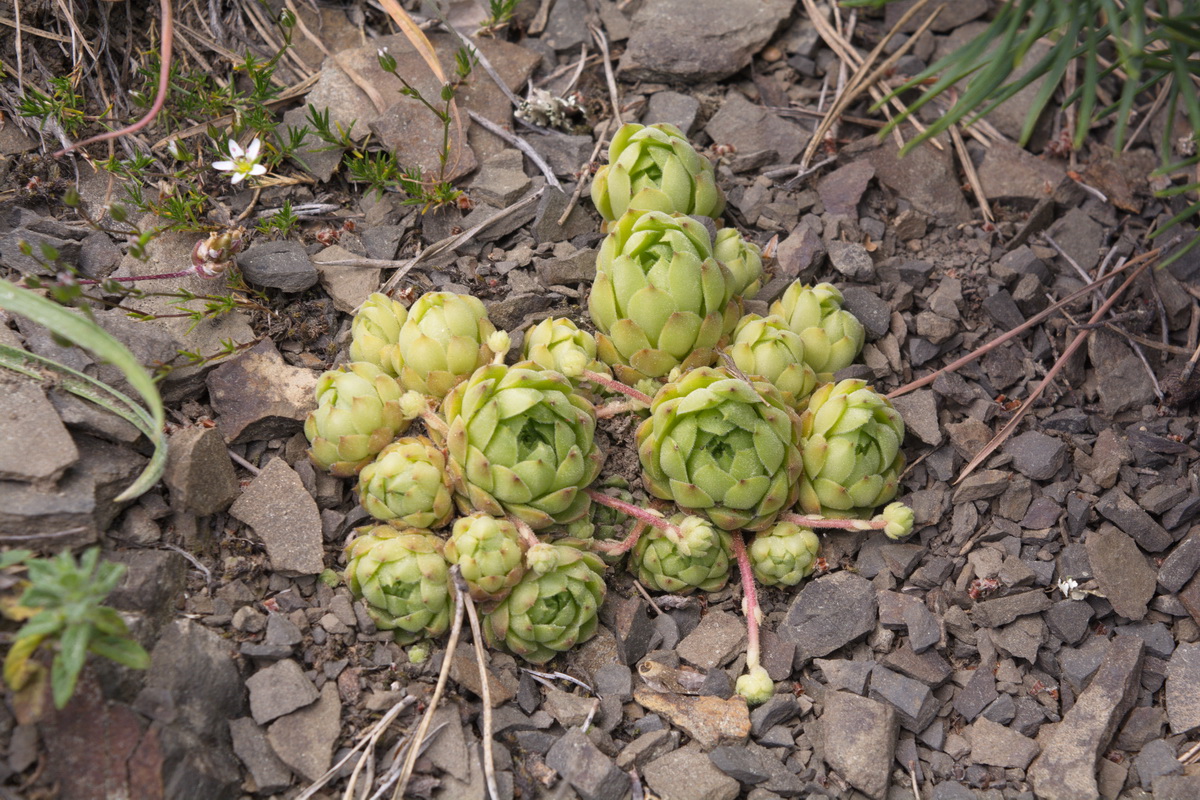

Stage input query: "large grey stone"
[
  {"left": 267, "top": 683, "right": 341, "bottom": 783},
  {"left": 205, "top": 338, "right": 316, "bottom": 445},
  {"left": 779, "top": 571, "right": 877, "bottom": 665},
  {"left": 821, "top": 690, "right": 897, "bottom": 800},
  {"left": 237, "top": 240, "right": 318, "bottom": 292},
  {"left": 676, "top": 610, "right": 747, "bottom": 670},
  {"left": 1166, "top": 642, "right": 1200, "bottom": 735},
  {"left": 1087, "top": 524, "right": 1156, "bottom": 621},
  {"left": 966, "top": 717, "right": 1040, "bottom": 769},
  {"left": 1096, "top": 488, "right": 1171, "bottom": 553},
  {"left": 643, "top": 744, "right": 739, "bottom": 800},
  {"left": 246, "top": 659, "right": 319, "bottom": 725},
  {"left": 0, "top": 374, "right": 78, "bottom": 484},
  {"left": 162, "top": 425, "right": 240, "bottom": 515},
  {"left": 705, "top": 92, "right": 807, "bottom": 166},
  {"left": 229, "top": 458, "right": 325, "bottom": 575},
  {"left": 1028, "top": 636, "right": 1144, "bottom": 800},
  {"left": 140, "top": 619, "right": 246, "bottom": 740},
  {"left": 546, "top": 728, "right": 629, "bottom": 800},
  {"left": 620, "top": 0, "right": 793, "bottom": 83},
  {"left": 229, "top": 717, "right": 292, "bottom": 793}
]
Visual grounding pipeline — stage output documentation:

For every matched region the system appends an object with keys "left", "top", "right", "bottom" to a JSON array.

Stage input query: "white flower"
[
  {"left": 212, "top": 138, "right": 267, "bottom": 184},
  {"left": 1056, "top": 576, "right": 1080, "bottom": 598}
]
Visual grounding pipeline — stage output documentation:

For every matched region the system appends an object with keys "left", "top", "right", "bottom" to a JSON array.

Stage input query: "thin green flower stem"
[
  {"left": 74, "top": 268, "right": 207, "bottom": 285},
  {"left": 887, "top": 251, "right": 1148, "bottom": 399},
  {"left": 781, "top": 513, "right": 884, "bottom": 532},
  {"left": 582, "top": 370, "right": 653, "bottom": 406},
  {"left": 590, "top": 520, "right": 648, "bottom": 556},
  {"left": 54, "top": 0, "right": 173, "bottom": 157},
  {"left": 584, "top": 489, "right": 675, "bottom": 535},
  {"left": 595, "top": 399, "right": 645, "bottom": 418},
  {"left": 730, "top": 531, "right": 760, "bottom": 671}
]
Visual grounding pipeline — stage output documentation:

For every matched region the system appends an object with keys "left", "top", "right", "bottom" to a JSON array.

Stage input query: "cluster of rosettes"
[{"left": 304, "top": 122, "right": 914, "bottom": 690}]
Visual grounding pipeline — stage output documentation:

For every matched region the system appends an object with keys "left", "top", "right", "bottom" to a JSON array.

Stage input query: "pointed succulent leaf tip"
[
  {"left": 877, "top": 502, "right": 915, "bottom": 540},
  {"left": 736, "top": 665, "right": 774, "bottom": 706},
  {"left": 769, "top": 281, "right": 866, "bottom": 376},
  {"left": 350, "top": 293, "right": 408, "bottom": 373},
  {"left": 395, "top": 291, "right": 496, "bottom": 399},
  {"left": 714, "top": 227, "right": 764, "bottom": 299}
]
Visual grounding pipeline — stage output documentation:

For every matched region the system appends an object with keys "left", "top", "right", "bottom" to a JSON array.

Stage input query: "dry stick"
[
  {"left": 950, "top": 123, "right": 994, "bottom": 223},
  {"left": 378, "top": 187, "right": 545, "bottom": 296},
  {"left": 631, "top": 578, "right": 665, "bottom": 616},
  {"left": 590, "top": 24, "right": 622, "bottom": 127},
  {"left": 457, "top": 571, "right": 500, "bottom": 800},
  {"left": 955, "top": 255, "right": 1156, "bottom": 489},
  {"left": 887, "top": 253, "right": 1150, "bottom": 399},
  {"left": 12, "top": 0, "right": 24, "bottom": 94},
  {"left": 392, "top": 568, "right": 468, "bottom": 800},
  {"left": 299, "top": 695, "right": 416, "bottom": 800},
  {"left": 559, "top": 117, "right": 613, "bottom": 226},
  {"left": 467, "top": 110, "right": 562, "bottom": 189},
  {"left": 52, "top": 0, "right": 172, "bottom": 157},
  {"left": 800, "top": 0, "right": 941, "bottom": 167}
]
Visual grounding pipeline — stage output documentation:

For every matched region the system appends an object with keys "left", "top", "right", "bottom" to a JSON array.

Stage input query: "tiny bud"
[
  {"left": 487, "top": 330, "right": 511, "bottom": 362},
  {"left": 407, "top": 642, "right": 430, "bottom": 664},
  {"left": 399, "top": 391, "right": 428, "bottom": 419},
  {"left": 735, "top": 665, "right": 774, "bottom": 706},
  {"left": 525, "top": 542, "right": 560, "bottom": 575},
  {"left": 559, "top": 349, "right": 587, "bottom": 378},
  {"left": 877, "top": 502, "right": 915, "bottom": 540}
]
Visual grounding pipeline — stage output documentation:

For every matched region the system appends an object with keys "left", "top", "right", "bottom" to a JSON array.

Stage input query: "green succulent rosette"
[
  {"left": 748, "top": 522, "right": 821, "bottom": 587},
  {"left": 344, "top": 526, "right": 452, "bottom": 644},
  {"left": 769, "top": 282, "right": 866, "bottom": 377},
  {"left": 631, "top": 515, "right": 732, "bottom": 594},
  {"left": 443, "top": 513, "right": 527, "bottom": 609},
  {"left": 797, "top": 379, "right": 906, "bottom": 515},
  {"left": 714, "top": 228, "right": 763, "bottom": 299},
  {"left": 349, "top": 292, "right": 408, "bottom": 374},
  {"left": 482, "top": 542, "right": 607, "bottom": 664},
  {"left": 443, "top": 364, "right": 605, "bottom": 530},
  {"left": 305, "top": 362, "right": 410, "bottom": 477},
  {"left": 520, "top": 317, "right": 608, "bottom": 384},
  {"left": 589, "top": 210, "right": 737, "bottom": 384},
  {"left": 637, "top": 366, "right": 803, "bottom": 531},
  {"left": 357, "top": 436, "right": 454, "bottom": 529},
  {"left": 590, "top": 122, "right": 726, "bottom": 223},
  {"left": 728, "top": 314, "right": 818, "bottom": 410},
  {"left": 391, "top": 291, "right": 499, "bottom": 399}
]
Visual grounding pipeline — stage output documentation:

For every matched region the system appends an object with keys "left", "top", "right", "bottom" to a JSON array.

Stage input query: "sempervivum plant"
[
  {"left": 589, "top": 210, "right": 737, "bottom": 384},
  {"left": 357, "top": 436, "right": 454, "bottom": 529},
  {"left": 748, "top": 522, "right": 821, "bottom": 587},
  {"left": 631, "top": 514, "right": 732, "bottom": 594},
  {"left": 520, "top": 317, "right": 609, "bottom": 384},
  {"left": 714, "top": 228, "right": 763, "bottom": 300},
  {"left": 728, "top": 314, "right": 818, "bottom": 410},
  {"left": 797, "top": 379, "right": 906, "bottom": 515},
  {"left": 392, "top": 291, "right": 499, "bottom": 399},
  {"left": 443, "top": 513, "right": 527, "bottom": 609},
  {"left": 770, "top": 282, "right": 866, "bottom": 378},
  {"left": 349, "top": 292, "right": 408, "bottom": 373},
  {"left": 443, "top": 364, "right": 605, "bottom": 529},
  {"left": 344, "top": 526, "right": 453, "bottom": 644},
  {"left": 482, "top": 542, "right": 607, "bottom": 664},
  {"left": 305, "top": 362, "right": 410, "bottom": 477},
  {"left": 637, "top": 366, "right": 803, "bottom": 531},
  {"left": 590, "top": 122, "right": 725, "bottom": 223}
]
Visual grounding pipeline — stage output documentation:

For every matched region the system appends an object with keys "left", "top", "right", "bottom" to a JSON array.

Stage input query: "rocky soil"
[{"left": 2, "top": 1, "right": 1200, "bottom": 799}]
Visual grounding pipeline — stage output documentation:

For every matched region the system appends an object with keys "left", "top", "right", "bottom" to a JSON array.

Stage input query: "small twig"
[
  {"left": 1180, "top": 338, "right": 1200, "bottom": 385},
  {"left": 955, "top": 255, "right": 1156, "bottom": 487},
  {"left": 393, "top": 568, "right": 467, "bottom": 800},
  {"left": 889, "top": 254, "right": 1147, "bottom": 399},
  {"left": 521, "top": 668, "right": 594, "bottom": 694},
  {"left": 589, "top": 24, "right": 622, "bottom": 127},
  {"left": 950, "top": 123, "right": 993, "bottom": 223},
  {"left": 558, "top": 118, "right": 612, "bottom": 226},
  {"left": 762, "top": 155, "right": 836, "bottom": 181},
  {"left": 159, "top": 543, "right": 212, "bottom": 586},
  {"left": 53, "top": 0, "right": 172, "bottom": 157},
  {"left": 561, "top": 43, "right": 589, "bottom": 95},
  {"left": 908, "top": 760, "right": 922, "bottom": 800},
  {"left": 631, "top": 579, "right": 665, "bottom": 616},
  {"left": 466, "top": 110, "right": 561, "bottom": 189},
  {"left": 302, "top": 695, "right": 416, "bottom": 800},
  {"left": 455, "top": 570, "right": 499, "bottom": 800}
]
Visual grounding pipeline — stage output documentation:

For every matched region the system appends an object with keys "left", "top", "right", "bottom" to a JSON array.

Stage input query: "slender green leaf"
[
  {"left": 50, "top": 650, "right": 80, "bottom": 709},
  {"left": 88, "top": 636, "right": 150, "bottom": 670},
  {"left": 15, "top": 610, "right": 64, "bottom": 640},
  {"left": 0, "top": 281, "right": 164, "bottom": 501},
  {"left": 0, "top": 550, "right": 31, "bottom": 569}
]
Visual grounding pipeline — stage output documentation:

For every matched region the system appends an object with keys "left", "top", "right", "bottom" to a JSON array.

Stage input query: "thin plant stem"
[
  {"left": 955, "top": 254, "right": 1156, "bottom": 487},
  {"left": 506, "top": 515, "right": 541, "bottom": 550},
  {"left": 585, "top": 489, "right": 674, "bottom": 534},
  {"left": 583, "top": 369, "right": 653, "bottom": 405},
  {"left": 781, "top": 513, "right": 887, "bottom": 532},
  {"left": 590, "top": 519, "right": 648, "bottom": 556},
  {"left": 888, "top": 251, "right": 1153, "bottom": 399},
  {"left": 393, "top": 568, "right": 467, "bottom": 800},
  {"left": 455, "top": 570, "right": 499, "bottom": 800},
  {"left": 54, "top": 0, "right": 173, "bottom": 157},
  {"left": 730, "top": 531, "right": 761, "bottom": 670}
]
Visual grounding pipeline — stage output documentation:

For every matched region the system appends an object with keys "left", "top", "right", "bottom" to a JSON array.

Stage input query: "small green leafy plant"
[
  {"left": 479, "top": 0, "right": 522, "bottom": 35},
  {"left": 17, "top": 75, "right": 87, "bottom": 135},
  {"left": 2, "top": 549, "right": 150, "bottom": 711}
]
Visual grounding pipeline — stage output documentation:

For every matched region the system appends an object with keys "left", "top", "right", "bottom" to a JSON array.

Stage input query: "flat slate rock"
[
  {"left": 206, "top": 338, "right": 316, "bottom": 445},
  {"left": 267, "top": 682, "right": 341, "bottom": 783},
  {"left": 245, "top": 659, "right": 320, "bottom": 725},
  {"left": 676, "top": 610, "right": 747, "bottom": 670},
  {"left": 1096, "top": 488, "right": 1172, "bottom": 552},
  {"left": 966, "top": 717, "right": 1040, "bottom": 769},
  {"left": 643, "top": 745, "right": 740, "bottom": 800},
  {"left": 0, "top": 375, "right": 78, "bottom": 484},
  {"left": 1028, "top": 636, "right": 1144, "bottom": 800},
  {"left": 971, "top": 590, "right": 1052, "bottom": 628},
  {"left": 633, "top": 689, "right": 750, "bottom": 750},
  {"left": 229, "top": 458, "right": 325, "bottom": 575},
  {"left": 821, "top": 690, "right": 897, "bottom": 800},
  {"left": 779, "top": 571, "right": 877, "bottom": 665},
  {"left": 1087, "top": 525, "right": 1156, "bottom": 621},
  {"left": 546, "top": 728, "right": 628, "bottom": 800},
  {"left": 1166, "top": 641, "right": 1200, "bottom": 735}
]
